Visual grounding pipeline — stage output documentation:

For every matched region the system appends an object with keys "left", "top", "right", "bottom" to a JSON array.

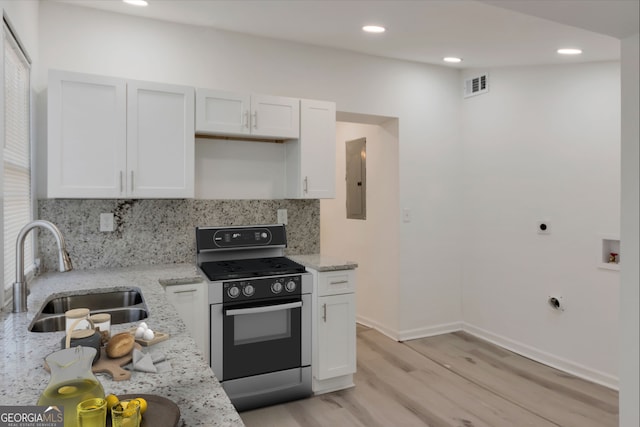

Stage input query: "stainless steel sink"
[
  {"left": 41, "top": 289, "right": 144, "bottom": 314},
  {"left": 28, "top": 288, "right": 149, "bottom": 333}
]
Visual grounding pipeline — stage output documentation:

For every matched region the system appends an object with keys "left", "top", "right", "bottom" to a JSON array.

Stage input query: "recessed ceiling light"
[
  {"left": 443, "top": 57, "right": 463, "bottom": 63},
  {"left": 557, "top": 48, "right": 582, "bottom": 55},
  {"left": 362, "top": 25, "right": 386, "bottom": 34},
  {"left": 123, "top": 0, "right": 148, "bottom": 6}
]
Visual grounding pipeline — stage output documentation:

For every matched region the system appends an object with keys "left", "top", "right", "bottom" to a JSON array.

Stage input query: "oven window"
[
  {"left": 223, "top": 297, "right": 303, "bottom": 381},
  {"left": 234, "top": 309, "right": 291, "bottom": 345}
]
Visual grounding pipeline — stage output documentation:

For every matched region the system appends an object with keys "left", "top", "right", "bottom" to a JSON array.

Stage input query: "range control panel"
[
  {"left": 196, "top": 225, "right": 287, "bottom": 251},
  {"left": 223, "top": 276, "right": 302, "bottom": 302}
]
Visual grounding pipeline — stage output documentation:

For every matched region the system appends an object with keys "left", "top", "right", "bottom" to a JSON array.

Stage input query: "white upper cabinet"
[
  {"left": 127, "top": 81, "right": 195, "bottom": 198},
  {"left": 196, "top": 89, "right": 299, "bottom": 139},
  {"left": 285, "top": 99, "right": 336, "bottom": 199},
  {"left": 47, "top": 70, "right": 195, "bottom": 198},
  {"left": 48, "top": 70, "right": 127, "bottom": 198},
  {"left": 196, "top": 90, "right": 250, "bottom": 136},
  {"left": 250, "top": 94, "right": 299, "bottom": 139}
]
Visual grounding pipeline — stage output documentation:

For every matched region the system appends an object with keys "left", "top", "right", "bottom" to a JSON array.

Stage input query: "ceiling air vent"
[{"left": 464, "top": 73, "right": 489, "bottom": 98}]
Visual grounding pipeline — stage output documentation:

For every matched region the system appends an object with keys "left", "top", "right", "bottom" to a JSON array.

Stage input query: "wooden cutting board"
[
  {"left": 127, "top": 328, "right": 170, "bottom": 346},
  {"left": 44, "top": 343, "right": 142, "bottom": 381},
  {"left": 92, "top": 343, "right": 142, "bottom": 381},
  {"left": 107, "top": 394, "right": 181, "bottom": 427}
]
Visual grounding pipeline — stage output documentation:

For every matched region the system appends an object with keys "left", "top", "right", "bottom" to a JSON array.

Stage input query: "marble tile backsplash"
[{"left": 37, "top": 199, "right": 320, "bottom": 272}]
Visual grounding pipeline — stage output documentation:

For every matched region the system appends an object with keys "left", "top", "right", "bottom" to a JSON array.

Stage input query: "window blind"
[{"left": 3, "top": 22, "right": 32, "bottom": 303}]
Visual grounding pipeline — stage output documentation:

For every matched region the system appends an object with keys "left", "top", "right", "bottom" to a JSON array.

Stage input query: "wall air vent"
[{"left": 464, "top": 73, "right": 489, "bottom": 98}]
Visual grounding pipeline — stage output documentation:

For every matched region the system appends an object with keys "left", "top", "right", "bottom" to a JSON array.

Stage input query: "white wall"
[
  {"left": 194, "top": 137, "right": 286, "bottom": 199},
  {"left": 461, "top": 62, "right": 621, "bottom": 388},
  {"left": 35, "top": 1, "right": 627, "bottom": 391},
  {"left": 321, "top": 120, "right": 401, "bottom": 338},
  {"left": 397, "top": 77, "right": 464, "bottom": 339},
  {"left": 36, "top": 1, "right": 463, "bottom": 339},
  {"left": 620, "top": 33, "right": 639, "bottom": 427}
]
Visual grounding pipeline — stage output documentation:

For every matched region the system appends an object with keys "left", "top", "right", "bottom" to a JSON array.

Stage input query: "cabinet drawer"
[{"left": 317, "top": 270, "right": 355, "bottom": 296}]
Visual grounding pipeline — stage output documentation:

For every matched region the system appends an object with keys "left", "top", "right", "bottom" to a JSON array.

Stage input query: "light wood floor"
[{"left": 240, "top": 325, "right": 618, "bottom": 427}]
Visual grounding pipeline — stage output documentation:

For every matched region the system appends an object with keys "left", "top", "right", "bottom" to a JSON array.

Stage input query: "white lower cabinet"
[
  {"left": 317, "top": 293, "right": 356, "bottom": 380},
  {"left": 164, "top": 283, "right": 208, "bottom": 361},
  {"left": 311, "top": 268, "right": 357, "bottom": 394}
]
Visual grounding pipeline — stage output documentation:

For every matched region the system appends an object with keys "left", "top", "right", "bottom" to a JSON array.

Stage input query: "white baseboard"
[
  {"left": 398, "top": 321, "right": 463, "bottom": 342},
  {"left": 356, "top": 315, "right": 463, "bottom": 342},
  {"left": 356, "top": 315, "right": 400, "bottom": 341},
  {"left": 462, "top": 323, "right": 619, "bottom": 390}
]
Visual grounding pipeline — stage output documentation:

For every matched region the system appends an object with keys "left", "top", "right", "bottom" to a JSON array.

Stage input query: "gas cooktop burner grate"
[{"left": 200, "top": 256, "right": 306, "bottom": 281}]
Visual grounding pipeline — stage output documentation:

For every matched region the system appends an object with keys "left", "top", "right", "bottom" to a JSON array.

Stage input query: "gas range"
[
  {"left": 195, "top": 224, "right": 312, "bottom": 411},
  {"left": 196, "top": 225, "right": 312, "bottom": 303}
]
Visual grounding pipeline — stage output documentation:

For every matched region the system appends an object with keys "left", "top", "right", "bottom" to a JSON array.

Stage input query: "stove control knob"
[
  {"left": 228, "top": 286, "right": 240, "bottom": 298},
  {"left": 285, "top": 281, "right": 297, "bottom": 292},
  {"left": 261, "top": 232, "right": 268, "bottom": 239},
  {"left": 271, "top": 282, "right": 283, "bottom": 293},
  {"left": 243, "top": 284, "right": 255, "bottom": 297}
]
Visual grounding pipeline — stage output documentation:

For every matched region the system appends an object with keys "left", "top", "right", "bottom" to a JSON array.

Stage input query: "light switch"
[
  {"left": 402, "top": 208, "right": 411, "bottom": 223},
  {"left": 100, "top": 213, "right": 114, "bottom": 232}
]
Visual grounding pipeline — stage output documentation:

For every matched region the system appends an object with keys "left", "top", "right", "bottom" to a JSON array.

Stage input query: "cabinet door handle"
[
  {"left": 330, "top": 280, "right": 349, "bottom": 285},
  {"left": 130, "top": 171, "right": 134, "bottom": 192},
  {"left": 251, "top": 111, "right": 257, "bottom": 129},
  {"left": 303, "top": 176, "right": 308, "bottom": 194},
  {"left": 243, "top": 110, "right": 249, "bottom": 129},
  {"left": 322, "top": 303, "right": 327, "bottom": 322},
  {"left": 173, "top": 289, "right": 197, "bottom": 294},
  {"left": 119, "top": 171, "right": 124, "bottom": 193}
]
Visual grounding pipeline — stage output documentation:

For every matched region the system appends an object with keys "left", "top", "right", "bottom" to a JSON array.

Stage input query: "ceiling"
[{"left": 54, "top": 0, "right": 639, "bottom": 69}]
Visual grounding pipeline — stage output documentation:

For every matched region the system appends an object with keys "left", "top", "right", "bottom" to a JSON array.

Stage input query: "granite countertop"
[
  {"left": 0, "top": 263, "right": 244, "bottom": 427},
  {"left": 289, "top": 254, "right": 358, "bottom": 272}
]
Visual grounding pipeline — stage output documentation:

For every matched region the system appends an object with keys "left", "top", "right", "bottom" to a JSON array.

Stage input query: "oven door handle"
[{"left": 225, "top": 301, "right": 303, "bottom": 316}]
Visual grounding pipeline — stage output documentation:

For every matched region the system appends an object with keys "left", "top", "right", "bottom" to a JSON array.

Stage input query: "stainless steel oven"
[{"left": 197, "top": 225, "right": 312, "bottom": 411}]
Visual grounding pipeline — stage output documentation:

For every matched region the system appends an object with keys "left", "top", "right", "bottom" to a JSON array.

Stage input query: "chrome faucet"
[{"left": 12, "top": 220, "right": 73, "bottom": 313}]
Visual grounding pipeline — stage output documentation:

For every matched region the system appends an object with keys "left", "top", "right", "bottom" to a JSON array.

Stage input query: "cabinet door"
[
  {"left": 196, "top": 89, "right": 250, "bottom": 136},
  {"left": 251, "top": 94, "right": 299, "bottom": 139},
  {"left": 127, "top": 81, "right": 195, "bottom": 198},
  {"left": 317, "top": 293, "right": 356, "bottom": 380},
  {"left": 296, "top": 99, "right": 336, "bottom": 199},
  {"left": 48, "top": 70, "right": 127, "bottom": 198},
  {"left": 165, "top": 284, "right": 207, "bottom": 358}
]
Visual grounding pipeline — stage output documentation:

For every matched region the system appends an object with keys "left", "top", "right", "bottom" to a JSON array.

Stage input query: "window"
[{"left": 2, "top": 20, "right": 32, "bottom": 309}]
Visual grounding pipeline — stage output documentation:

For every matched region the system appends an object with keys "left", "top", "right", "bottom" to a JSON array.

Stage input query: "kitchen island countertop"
[
  {"left": 0, "top": 263, "right": 244, "bottom": 427},
  {"left": 289, "top": 254, "right": 358, "bottom": 271}
]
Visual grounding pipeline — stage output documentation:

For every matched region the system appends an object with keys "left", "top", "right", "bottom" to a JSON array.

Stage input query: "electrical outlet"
[
  {"left": 277, "top": 209, "right": 288, "bottom": 225},
  {"left": 100, "top": 213, "right": 114, "bottom": 232}
]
